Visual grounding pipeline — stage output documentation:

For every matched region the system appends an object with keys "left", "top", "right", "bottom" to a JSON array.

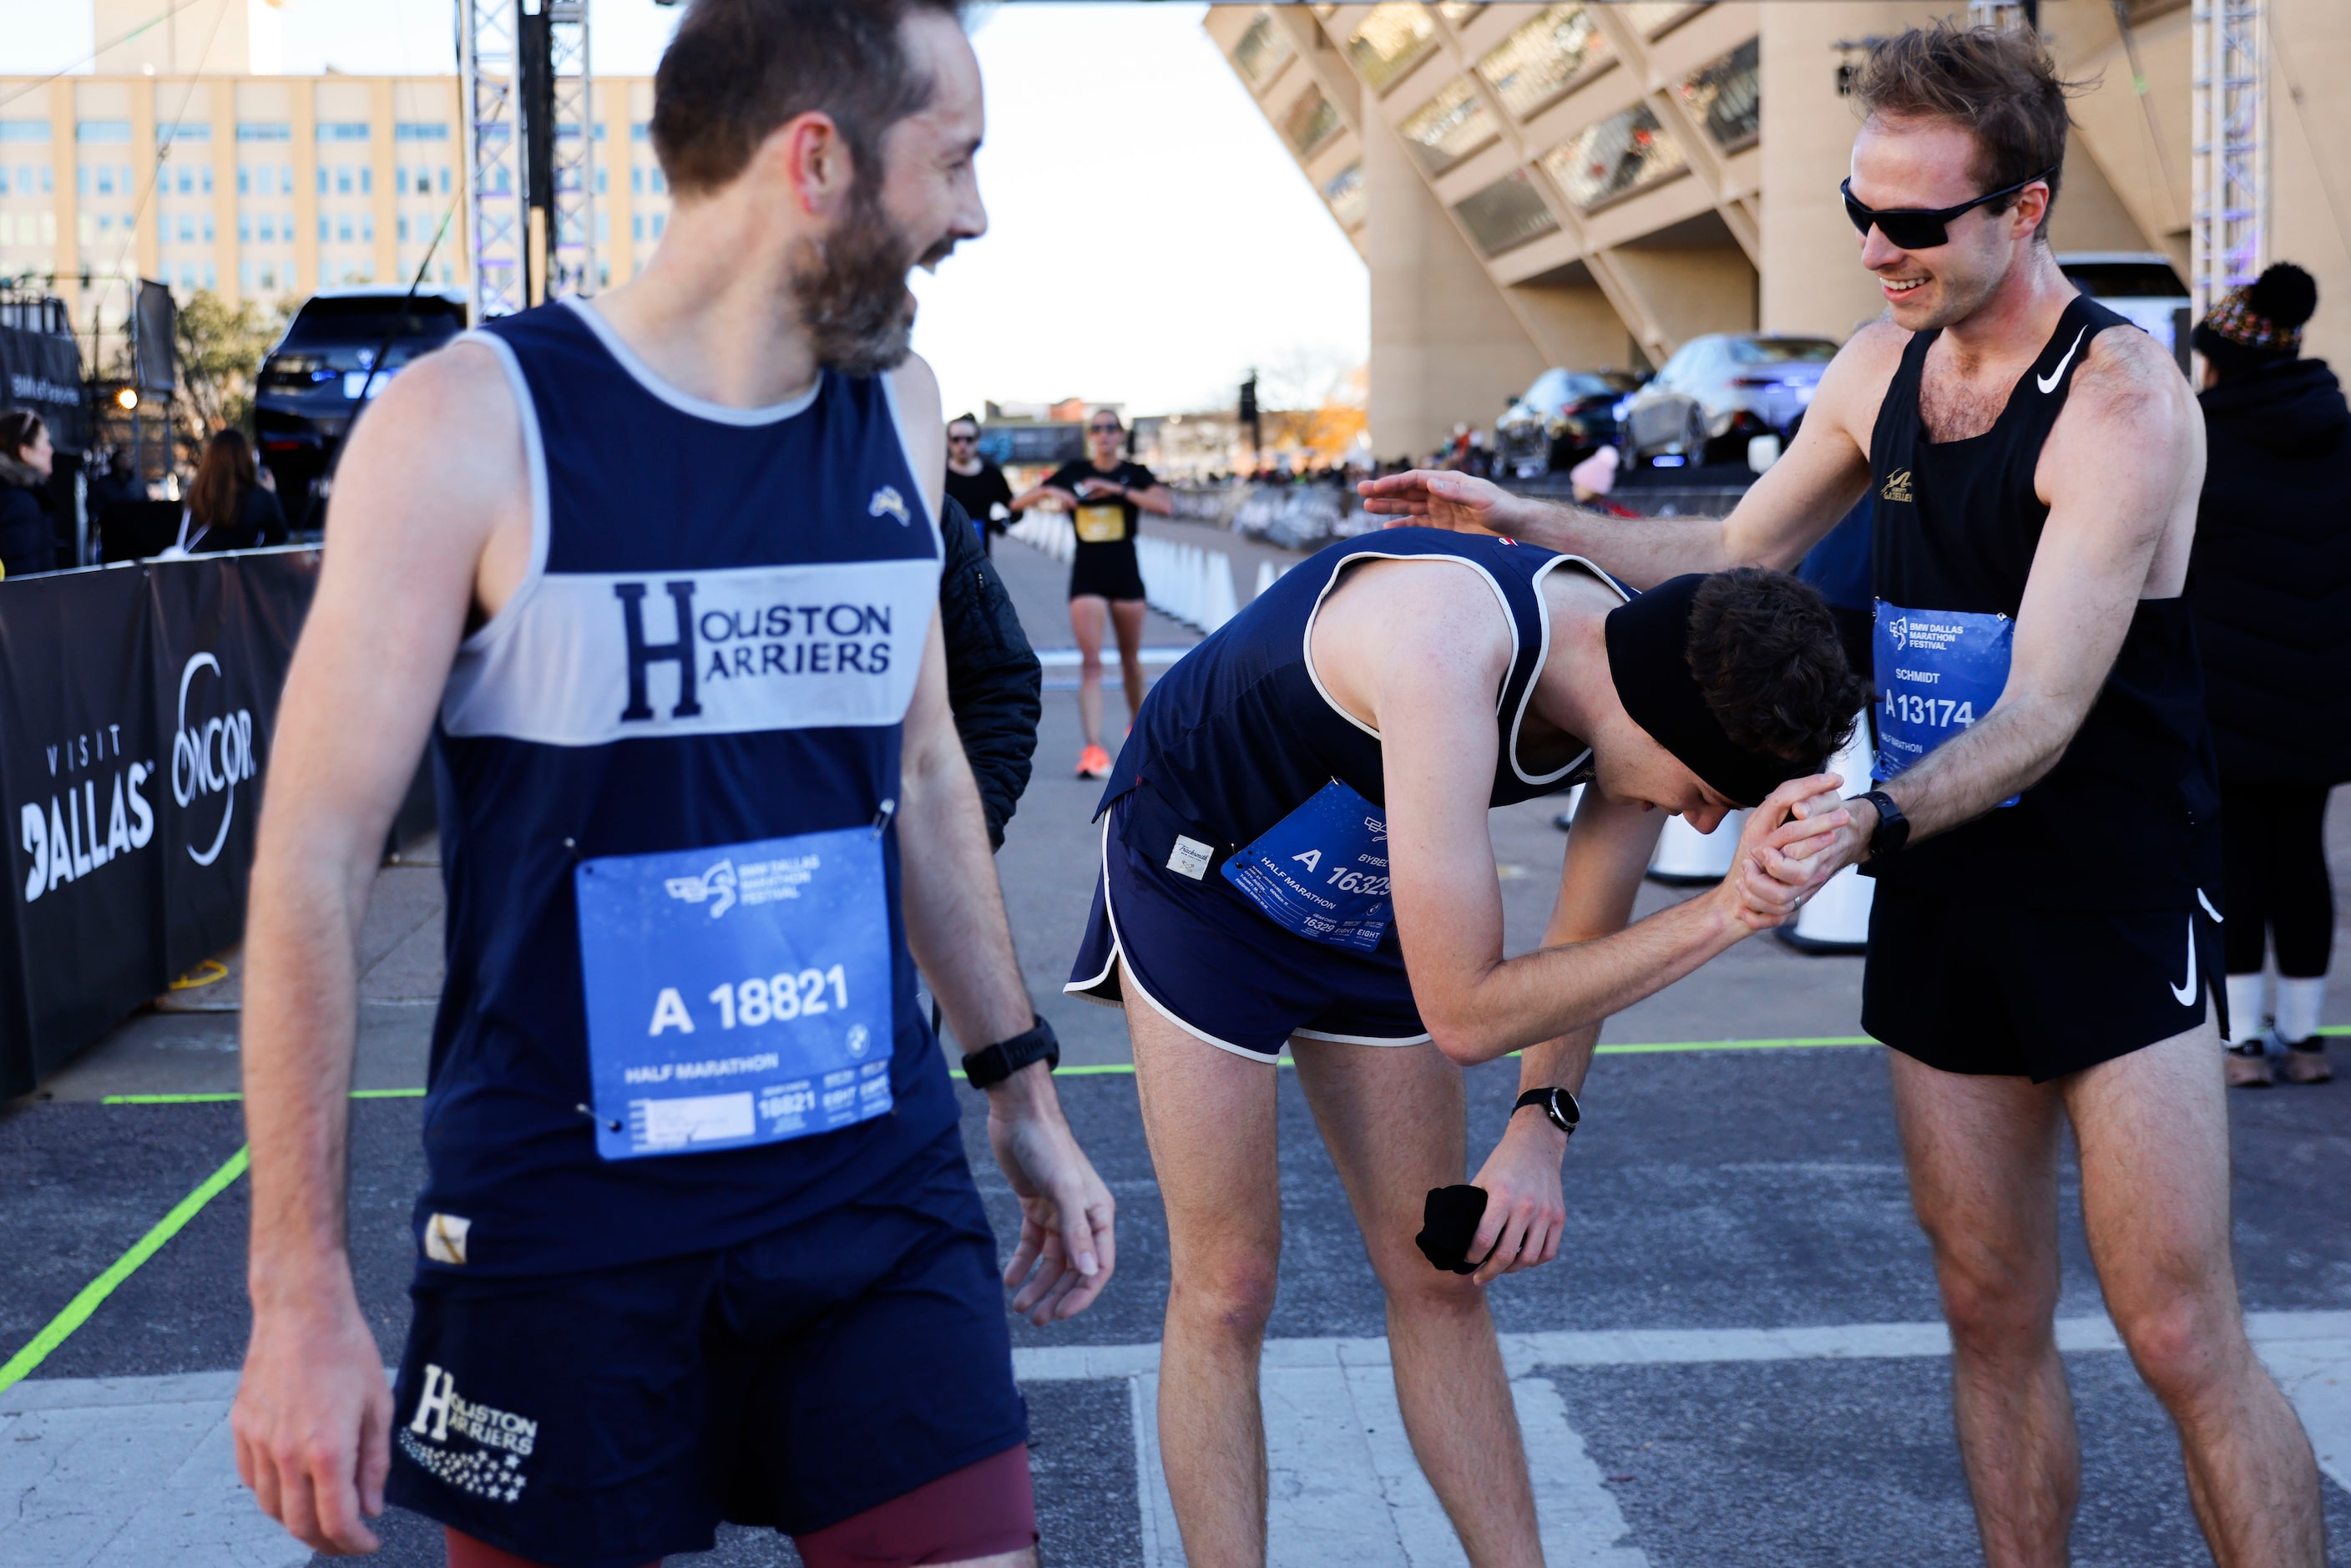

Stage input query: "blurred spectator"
[
  {"left": 936, "top": 493, "right": 1040, "bottom": 847},
  {"left": 0, "top": 409, "right": 54, "bottom": 581},
  {"left": 177, "top": 428, "right": 288, "bottom": 554},
  {"left": 942, "top": 412, "right": 1015, "bottom": 556},
  {"left": 2186, "top": 263, "right": 2349, "bottom": 1086}
]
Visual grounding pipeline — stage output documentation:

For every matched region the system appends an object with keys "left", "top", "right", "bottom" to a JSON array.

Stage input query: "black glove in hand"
[{"left": 1415, "top": 1184, "right": 1491, "bottom": 1276}]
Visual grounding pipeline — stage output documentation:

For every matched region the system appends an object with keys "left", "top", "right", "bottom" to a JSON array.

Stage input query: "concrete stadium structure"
[{"left": 1207, "top": 1, "right": 2351, "bottom": 458}]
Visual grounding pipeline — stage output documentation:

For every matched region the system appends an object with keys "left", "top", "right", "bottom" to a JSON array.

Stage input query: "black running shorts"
[
  {"left": 1862, "top": 880, "right": 2227, "bottom": 1083},
  {"left": 1068, "top": 539, "right": 1145, "bottom": 602}
]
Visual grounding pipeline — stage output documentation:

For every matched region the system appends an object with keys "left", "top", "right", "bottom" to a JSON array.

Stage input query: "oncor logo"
[{"left": 170, "top": 654, "right": 257, "bottom": 867}]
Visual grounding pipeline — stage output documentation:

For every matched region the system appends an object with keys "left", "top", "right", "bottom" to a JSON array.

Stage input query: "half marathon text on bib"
[
  {"left": 1221, "top": 779, "right": 1393, "bottom": 953},
  {"left": 1873, "top": 599, "right": 2019, "bottom": 807},
  {"left": 574, "top": 826, "right": 893, "bottom": 1161}
]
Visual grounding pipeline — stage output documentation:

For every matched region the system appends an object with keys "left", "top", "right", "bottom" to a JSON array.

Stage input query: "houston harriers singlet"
[{"left": 413, "top": 298, "right": 953, "bottom": 1277}]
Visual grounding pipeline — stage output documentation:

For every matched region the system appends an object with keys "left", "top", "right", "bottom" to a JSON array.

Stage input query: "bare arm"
[
  {"left": 1371, "top": 574, "right": 1836, "bottom": 1064},
  {"left": 1464, "top": 790, "right": 1662, "bottom": 1284},
  {"left": 1009, "top": 480, "right": 1079, "bottom": 511},
  {"left": 1357, "top": 326, "right": 1898, "bottom": 587},
  {"left": 233, "top": 344, "right": 520, "bottom": 1555},
  {"left": 1763, "top": 331, "right": 2204, "bottom": 882},
  {"left": 1125, "top": 481, "right": 1174, "bottom": 518},
  {"left": 898, "top": 604, "right": 1118, "bottom": 1325}
]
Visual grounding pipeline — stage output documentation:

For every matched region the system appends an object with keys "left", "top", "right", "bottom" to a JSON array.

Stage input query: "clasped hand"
[{"left": 1716, "top": 773, "right": 1854, "bottom": 931}]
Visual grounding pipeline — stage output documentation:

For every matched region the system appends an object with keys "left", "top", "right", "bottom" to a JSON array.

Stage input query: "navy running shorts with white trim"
[
  {"left": 386, "top": 1123, "right": 1027, "bottom": 1568},
  {"left": 1862, "top": 879, "right": 2227, "bottom": 1083},
  {"left": 1065, "top": 791, "right": 1428, "bottom": 1063}
]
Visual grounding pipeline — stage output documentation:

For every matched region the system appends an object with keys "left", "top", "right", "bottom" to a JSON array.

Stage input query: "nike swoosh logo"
[
  {"left": 2171, "top": 913, "right": 2198, "bottom": 1007},
  {"left": 2037, "top": 326, "right": 2087, "bottom": 395},
  {"left": 2197, "top": 888, "right": 2223, "bottom": 923}
]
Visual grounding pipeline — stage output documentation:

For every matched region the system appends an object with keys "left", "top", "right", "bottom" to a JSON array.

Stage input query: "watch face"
[{"left": 1549, "top": 1089, "right": 1579, "bottom": 1129}]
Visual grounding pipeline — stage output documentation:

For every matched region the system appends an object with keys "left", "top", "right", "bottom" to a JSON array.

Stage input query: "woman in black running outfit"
[{"left": 1011, "top": 410, "right": 1171, "bottom": 778}]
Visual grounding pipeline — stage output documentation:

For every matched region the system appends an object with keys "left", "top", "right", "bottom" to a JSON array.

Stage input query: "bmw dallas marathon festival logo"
[
  {"left": 170, "top": 653, "right": 260, "bottom": 866},
  {"left": 1887, "top": 614, "right": 1910, "bottom": 653}
]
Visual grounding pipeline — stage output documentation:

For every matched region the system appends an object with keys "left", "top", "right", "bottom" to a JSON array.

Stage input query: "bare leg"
[
  {"left": 1111, "top": 597, "right": 1148, "bottom": 729},
  {"left": 1888, "top": 1054, "right": 2077, "bottom": 1568},
  {"left": 2065, "top": 1025, "right": 2323, "bottom": 1566},
  {"left": 1292, "top": 1039, "right": 1543, "bottom": 1568},
  {"left": 1125, "top": 973, "right": 1279, "bottom": 1568},
  {"left": 1069, "top": 594, "right": 1108, "bottom": 751}
]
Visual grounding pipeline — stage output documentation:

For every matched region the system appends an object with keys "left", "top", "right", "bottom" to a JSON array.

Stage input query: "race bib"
[
  {"left": 574, "top": 827, "right": 894, "bottom": 1161},
  {"left": 1221, "top": 780, "right": 1393, "bottom": 953},
  {"left": 1873, "top": 599, "right": 2018, "bottom": 807},
  {"left": 1074, "top": 503, "right": 1125, "bottom": 544}
]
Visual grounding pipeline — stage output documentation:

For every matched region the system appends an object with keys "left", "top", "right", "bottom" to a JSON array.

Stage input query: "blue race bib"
[
  {"left": 1221, "top": 780, "right": 1393, "bottom": 953},
  {"left": 1873, "top": 600, "right": 2017, "bottom": 806},
  {"left": 574, "top": 827, "right": 895, "bottom": 1161}
]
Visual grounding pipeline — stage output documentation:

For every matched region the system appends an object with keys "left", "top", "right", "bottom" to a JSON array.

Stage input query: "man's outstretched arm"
[
  {"left": 1370, "top": 589, "right": 1843, "bottom": 1064},
  {"left": 1358, "top": 326, "right": 1898, "bottom": 586},
  {"left": 232, "top": 344, "right": 519, "bottom": 1556}
]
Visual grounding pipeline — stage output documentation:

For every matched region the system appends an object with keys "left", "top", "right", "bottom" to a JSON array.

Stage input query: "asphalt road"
[{"left": 7, "top": 524, "right": 2351, "bottom": 1567}]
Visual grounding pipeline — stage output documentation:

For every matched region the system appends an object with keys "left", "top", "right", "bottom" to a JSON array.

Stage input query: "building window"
[
  {"left": 1345, "top": 3, "right": 1437, "bottom": 94},
  {"left": 595, "top": 212, "right": 609, "bottom": 241},
  {"left": 205, "top": 263, "right": 216, "bottom": 290},
  {"left": 397, "top": 215, "right": 409, "bottom": 242},
  {"left": 1478, "top": 5, "right": 1611, "bottom": 121},
  {"left": 0, "top": 120, "right": 53, "bottom": 144},
  {"left": 337, "top": 215, "right": 353, "bottom": 242},
  {"left": 1539, "top": 102, "right": 1687, "bottom": 211},
  {"left": 337, "top": 166, "right": 352, "bottom": 195},
  {"left": 362, "top": 215, "right": 373, "bottom": 241},
  {"left": 633, "top": 212, "right": 644, "bottom": 241},
  {"left": 438, "top": 167, "right": 450, "bottom": 194},
  {"left": 1322, "top": 161, "right": 1367, "bottom": 229},
  {"left": 360, "top": 166, "right": 372, "bottom": 194},
  {"left": 1398, "top": 78, "right": 1495, "bottom": 175},
  {"left": 595, "top": 166, "right": 607, "bottom": 194},
  {"left": 203, "top": 214, "right": 214, "bottom": 241},
  {"left": 317, "top": 167, "right": 326, "bottom": 195},
  {"left": 1451, "top": 168, "right": 1560, "bottom": 256},
  {"left": 631, "top": 167, "right": 643, "bottom": 195},
  {"left": 201, "top": 164, "right": 212, "bottom": 194},
  {"left": 94, "top": 166, "right": 113, "bottom": 195},
  {"left": 77, "top": 119, "right": 133, "bottom": 144},
  {"left": 1231, "top": 10, "right": 1294, "bottom": 91},
  {"left": 240, "top": 261, "right": 253, "bottom": 291},
  {"left": 1279, "top": 83, "right": 1342, "bottom": 160},
  {"left": 179, "top": 214, "right": 194, "bottom": 242},
  {"left": 240, "top": 215, "right": 251, "bottom": 242},
  {"left": 395, "top": 122, "right": 451, "bottom": 141},
  {"left": 1677, "top": 38, "right": 1761, "bottom": 152},
  {"left": 652, "top": 212, "right": 665, "bottom": 238},
  {"left": 237, "top": 121, "right": 291, "bottom": 142}
]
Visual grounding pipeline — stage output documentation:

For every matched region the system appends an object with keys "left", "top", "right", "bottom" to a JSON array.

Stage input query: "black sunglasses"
[
  {"left": 1089, "top": 424, "right": 1121, "bottom": 435},
  {"left": 1841, "top": 165, "right": 2057, "bottom": 250}
]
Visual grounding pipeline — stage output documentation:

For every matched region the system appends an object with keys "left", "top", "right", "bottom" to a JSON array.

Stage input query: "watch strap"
[
  {"left": 961, "top": 1017, "right": 1060, "bottom": 1090},
  {"left": 1858, "top": 788, "right": 1909, "bottom": 858}
]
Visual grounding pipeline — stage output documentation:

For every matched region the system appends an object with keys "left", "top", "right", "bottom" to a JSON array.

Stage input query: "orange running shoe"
[{"left": 1077, "top": 743, "right": 1112, "bottom": 780}]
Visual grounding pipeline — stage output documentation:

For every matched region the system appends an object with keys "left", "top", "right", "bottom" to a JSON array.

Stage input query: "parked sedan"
[
  {"left": 1497, "top": 367, "right": 1644, "bottom": 478},
  {"left": 1620, "top": 333, "right": 1839, "bottom": 469}
]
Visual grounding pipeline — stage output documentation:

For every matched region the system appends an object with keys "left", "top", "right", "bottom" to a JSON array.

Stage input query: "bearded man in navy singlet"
[
  {"left": 229, "top": 5, "right": 1115, "bottom": 1567},
  {"left": 1365, "top": 22, "right": 2323, "bottom": 1567}
]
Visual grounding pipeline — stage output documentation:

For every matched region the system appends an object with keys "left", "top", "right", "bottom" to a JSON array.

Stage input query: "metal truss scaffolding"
[
  {"left": 546, "top": 2, "right": 597, "bottom": 300},
  {"left": 459, "top": 0, "right": 594, "bottom": 321},
  {"left": 459, "top": 0, "right": 527, "bottom": 321},
  {"left": 2192, "top": 0, "right": 2267, "bottom": 316}
]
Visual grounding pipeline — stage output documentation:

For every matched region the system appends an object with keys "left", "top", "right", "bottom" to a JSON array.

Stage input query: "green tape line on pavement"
[
  {"left": 0, "top": 1144, "right": 251, "bottom": 1393},
  {"left": 101, "top": 1088, "right": 428, "bottom": 1105}
]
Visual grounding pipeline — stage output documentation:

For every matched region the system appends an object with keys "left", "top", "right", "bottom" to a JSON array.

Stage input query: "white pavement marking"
[{"left": 8, "top": 1315, "right": 2351, "bottom": 1567}]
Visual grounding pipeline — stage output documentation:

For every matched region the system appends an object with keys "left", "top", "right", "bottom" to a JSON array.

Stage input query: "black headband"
[{"left": 1602, "top": 574, "right": 1813, "bottom": 809}]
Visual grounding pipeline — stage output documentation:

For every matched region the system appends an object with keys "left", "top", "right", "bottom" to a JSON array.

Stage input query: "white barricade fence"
[
  {"left": 1781, "top": 711, "right": 1877, "bottom": 953},
  {"left": 1648, "top": 807, "right": 1749, "bottom": 884},
  {"left": 1007, "top": 511, "right": 1075, "bottom": 563},
  {"left": 1252, "top": 559, "right": 1292, "bottom": 599},
  {"left": 1135, "top": 534, "right": 1238, "bottom": 635}
]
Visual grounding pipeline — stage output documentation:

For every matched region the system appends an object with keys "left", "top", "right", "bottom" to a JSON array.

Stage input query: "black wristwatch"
[
  {"left": 1513, "top": 1085, "right": 1580, "bottom": 1137},
  {"left": 961, "top": 1017, "right": 1060, "bottom": 1090},
  {"left": 1857, "top": 788, "right": 1909, "bottom": 861}
]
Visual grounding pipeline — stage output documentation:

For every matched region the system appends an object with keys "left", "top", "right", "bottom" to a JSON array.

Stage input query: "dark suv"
[{"left": 255, "top": 287, "right": 468, "bottom": 526}]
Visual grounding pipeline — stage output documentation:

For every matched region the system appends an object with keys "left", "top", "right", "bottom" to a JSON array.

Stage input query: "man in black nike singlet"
[{"left": 1361, "top": 22, "right": 2323, "bottom": 1566}]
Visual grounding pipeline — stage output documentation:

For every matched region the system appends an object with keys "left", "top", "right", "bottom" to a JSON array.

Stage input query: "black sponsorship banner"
[
  {"left": 0, "top": 322, "right": 90, "bottom": 455},
  {"left": 0, "top": 549, "right": 319, "bottom": 1098}
]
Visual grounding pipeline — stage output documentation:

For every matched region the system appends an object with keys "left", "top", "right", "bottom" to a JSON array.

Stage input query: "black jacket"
[
  {"left": 938, "top": 494, "right": 1041, "bottom": 847},
  {"left": 190, "top": 485, "right": 290, "bottom": 553},
  {"left": 0, "top": 461, "right": 51, "bottom": 580},
  {"left": 2189, "top": 357, "right": 2351, "bottom": 784}
]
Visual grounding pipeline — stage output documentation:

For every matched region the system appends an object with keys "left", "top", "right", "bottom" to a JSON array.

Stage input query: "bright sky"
[{"left": 3, "top": 1, "right": 1369, "bottom": 418}]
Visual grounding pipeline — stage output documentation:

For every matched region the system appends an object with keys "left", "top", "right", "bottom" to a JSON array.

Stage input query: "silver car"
[{"left": 1620, "top": 333, "right": 1839, "bottom": 470}]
